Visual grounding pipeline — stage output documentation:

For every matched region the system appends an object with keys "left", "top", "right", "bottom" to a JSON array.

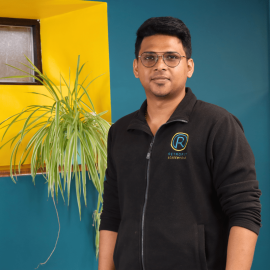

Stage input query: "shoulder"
[
  {"left": 194, "top": 99, "right": 231, "bottom": 120},
  {"left": 193, "top": 99, "right": 244, "bottom": 132},
  {"left": 109, "top": 110, "right": 138, "bottom": 133}
]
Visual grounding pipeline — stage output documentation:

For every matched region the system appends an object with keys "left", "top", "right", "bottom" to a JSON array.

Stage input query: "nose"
[{"left": 154, "top": 54, "right": 167, "bottom": 70}]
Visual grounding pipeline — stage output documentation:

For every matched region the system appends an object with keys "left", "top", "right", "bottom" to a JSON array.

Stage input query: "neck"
[{"left": 145, "top": 88, "right": 186, "bottom": 124}]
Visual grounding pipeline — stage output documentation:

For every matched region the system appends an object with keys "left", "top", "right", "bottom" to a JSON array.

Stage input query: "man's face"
[{"left": 133, "top": 34, "right": 194, "bottom": 99}]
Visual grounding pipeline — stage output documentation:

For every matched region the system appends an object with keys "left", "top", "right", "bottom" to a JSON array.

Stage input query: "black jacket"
[{"left": 99, "top": 87, "right": 262, "bottom": 270}]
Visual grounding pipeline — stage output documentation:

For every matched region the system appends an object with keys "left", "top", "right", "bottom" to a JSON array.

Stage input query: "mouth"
[
  {"left": 152, "top": 78, "right": 170, "bottom": 83},
  {"left": 151, "top": 75, "right": 170, "bottom": 80}
]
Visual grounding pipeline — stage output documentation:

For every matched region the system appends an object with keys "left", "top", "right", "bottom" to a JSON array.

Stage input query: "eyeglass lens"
[{"left": 141, "top": 52, "right": 181, "bottom": 67}]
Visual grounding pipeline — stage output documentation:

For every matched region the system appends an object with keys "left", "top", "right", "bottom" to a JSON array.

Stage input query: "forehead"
[{"left": 139, "top": 34, "right": 184, "bottom": 54}]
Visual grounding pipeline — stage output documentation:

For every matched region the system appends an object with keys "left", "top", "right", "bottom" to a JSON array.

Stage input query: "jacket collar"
[{"left": 127, "top": 87, "right": 197, "bottom": 132}]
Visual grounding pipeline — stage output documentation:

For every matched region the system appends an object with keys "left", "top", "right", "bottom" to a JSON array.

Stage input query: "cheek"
[
  {"left": 138, "top": 69, "right": 151, "bottom": 83},
  {"left": 172, "top": 67, "right": 187, "bottom": 81}
]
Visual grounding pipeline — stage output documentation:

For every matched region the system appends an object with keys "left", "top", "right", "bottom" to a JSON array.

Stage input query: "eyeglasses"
[{"left": 138, "top": 51, "right": 187, "bottom": 68}]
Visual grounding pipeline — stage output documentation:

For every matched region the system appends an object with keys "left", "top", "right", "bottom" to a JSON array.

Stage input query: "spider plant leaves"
[
  {"left": 2, "top": 57, "right": 110, "bottom": 260},
  {"left": 27, "top": 92, "right": 54, "bottom": 101},
  {"left": 78, "top": 84, "right": 95, "bottom": 112},
  {"left": 0, "top": 54, "right": 110, "bottom": 245},
  {"left": 1, "top": 66, "right": 44, "bottom": 85}
]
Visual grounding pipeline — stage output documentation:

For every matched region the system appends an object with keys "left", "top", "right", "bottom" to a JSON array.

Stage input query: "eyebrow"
[{"left": 143, "top": 51, "right": 178, "bottom": 54}]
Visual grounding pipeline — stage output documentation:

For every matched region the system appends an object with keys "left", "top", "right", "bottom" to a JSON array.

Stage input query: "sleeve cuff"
[
  {"left": 99, "top": 217, "right": 121, "bottom": 232},
  {"left": 229, "top": 219, "right": 262, "bottom": 235}
]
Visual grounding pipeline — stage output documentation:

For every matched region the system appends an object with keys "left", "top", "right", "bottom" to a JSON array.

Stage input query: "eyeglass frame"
[{"left": 138, "top": 51, "right": 188, "bottom": 68}]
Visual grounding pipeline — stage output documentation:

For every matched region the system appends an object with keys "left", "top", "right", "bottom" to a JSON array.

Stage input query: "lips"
[
  {"left": 152, "top": 76, "right": 170, "bottom": 83},
  {"left": 152, "top": 76, "right": 170, "bottom": 80}
]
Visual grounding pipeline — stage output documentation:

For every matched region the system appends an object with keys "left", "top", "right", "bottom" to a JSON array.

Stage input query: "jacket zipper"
[{"left": 141, "top": 119, "right": 188, "bottom": 270}]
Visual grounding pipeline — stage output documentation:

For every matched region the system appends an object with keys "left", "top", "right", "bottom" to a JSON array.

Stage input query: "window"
[{"left": 0, "top": 17, "right": 42, "bottom": 85}]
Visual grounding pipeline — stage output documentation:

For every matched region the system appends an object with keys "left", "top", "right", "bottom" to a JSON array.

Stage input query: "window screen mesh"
[{"left": 0, "top": 25, "right": 35, "bottom": 83}]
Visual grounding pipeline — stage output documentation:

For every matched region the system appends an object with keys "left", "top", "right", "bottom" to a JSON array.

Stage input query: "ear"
[
  {"left": 133, "top": 58, "right": 139, "bottom": 78},
  {"left": 187, "top": 58, "right": 194, "bottom": 78}
]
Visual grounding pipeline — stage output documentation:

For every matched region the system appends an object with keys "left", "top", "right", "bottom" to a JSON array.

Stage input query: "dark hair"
[{"left": 135, "top": 16, "right": 192, "bottom": 60}]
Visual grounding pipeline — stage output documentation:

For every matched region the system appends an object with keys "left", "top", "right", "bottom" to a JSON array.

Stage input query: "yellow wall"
[
  {"left": 0, "top": 0, "right": 101, "bottom": 20},
  {"left": 0, "top": 1, "right": 111, "bottom": 167},
  {"left": 40, "top": 3, "right": 111, "bottom": 120}
]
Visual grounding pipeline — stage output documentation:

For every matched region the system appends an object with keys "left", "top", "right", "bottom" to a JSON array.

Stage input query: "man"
[{"left": 98, "top": 17, "right": 262, "bottom": 270}]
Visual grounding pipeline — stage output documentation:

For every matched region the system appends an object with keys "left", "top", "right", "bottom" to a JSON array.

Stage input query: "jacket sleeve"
[
  {"left": 209, "top": 113, "right": 262, "bottom": 235},
  {"left": 99, "top": 124, "right": 121, "bottom": 232}
]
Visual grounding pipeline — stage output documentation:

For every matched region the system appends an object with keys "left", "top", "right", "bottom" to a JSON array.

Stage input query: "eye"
[
  {"left": 165, "top": 54, "right": 179, "bottom": 60},
  {"left": 144, "top": 55, "right": 155, "bottom": 60}
]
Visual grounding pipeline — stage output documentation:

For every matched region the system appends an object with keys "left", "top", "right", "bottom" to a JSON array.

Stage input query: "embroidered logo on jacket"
[{"left": 171, "top": 132, "right": 189, "bottom": 151}]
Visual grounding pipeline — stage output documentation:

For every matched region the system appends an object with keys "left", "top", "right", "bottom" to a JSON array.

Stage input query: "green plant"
[{"left": 0, "top": 55, "right": 110, "bottom": 264}]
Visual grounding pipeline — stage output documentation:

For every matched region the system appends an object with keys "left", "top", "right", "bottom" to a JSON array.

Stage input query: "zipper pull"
[{"left": 146, "top": 141, "right": 154, "bottom": 159}]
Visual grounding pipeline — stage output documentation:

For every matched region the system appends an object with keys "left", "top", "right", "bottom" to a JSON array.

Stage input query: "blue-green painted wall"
[
  {"left": 0, "top": 0, "right": 269, "bottom": 269},
  {"left": 105, "top": 0, "right": 270, "bottom": 269}
]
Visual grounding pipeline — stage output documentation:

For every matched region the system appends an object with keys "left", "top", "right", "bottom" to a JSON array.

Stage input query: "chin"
[
  {"left": 150, "top": 88, "right": 171, "bottom": 97},
  {"left": 153, "top": 92, "right": 170, "bottom": 98}
]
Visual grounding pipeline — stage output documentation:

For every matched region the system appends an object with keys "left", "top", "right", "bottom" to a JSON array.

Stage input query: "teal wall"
[
  {"left": 105, "top": 0, "right": 270, "bottom": 268},
  {"left": 0, "top": 0, "right": 269, "bottom": 269},
  {"left": 0, "top": 174, "right": 99, "bottom": 270}
]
